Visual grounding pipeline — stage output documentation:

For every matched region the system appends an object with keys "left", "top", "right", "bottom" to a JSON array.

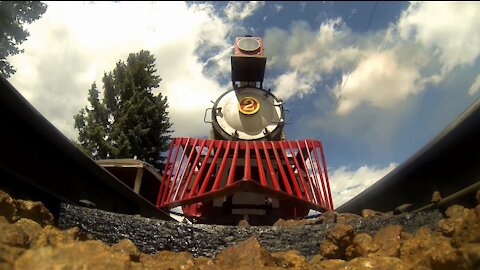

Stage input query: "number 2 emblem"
[{"left": 238, "top": 97, "right": 260, "bottom": 115}]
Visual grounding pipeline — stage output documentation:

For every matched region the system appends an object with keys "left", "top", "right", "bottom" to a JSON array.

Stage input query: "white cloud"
[
  {"left": 398, "top": 2, "right": 480, "bottom": 72},
  {"left": 8, "top": 1, "right": 232, "bottom": 140},
  {"left": 274, "top": 4, "right": 283, "bottom": 12},
  {"left": 264, "top": 2, "right": 480, "bottom": 117},
  {"left": 335, "top": 50, "right": 420, "bottom": 115},
  {"left": 264, "top": 19, "right": 428, "bottom": 116},
  {"left": 330, "top": 163, "right": 397, "bottom": 208},
  {"left": 469, "top": 73, "right": 480, "bottom": 95},
  {"left": 273, "top": 70, "right": 316, "bottom": 99},
  {"left": 265, "top": 19, "right": 348, "bottom": 70},
  {"left": 224, "top": 1, "right": 265, "bottom": 21},
  {"left": 202, "top": 45, "right": 234, "bottom": 82},
  {"left": 265, "top": 19, "right": 354, "bottom": 100}
]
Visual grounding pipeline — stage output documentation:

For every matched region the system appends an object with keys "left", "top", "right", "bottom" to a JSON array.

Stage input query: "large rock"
[
  {"left": 0, "top": 190, "right": 16, "bottom": 222},
  {"left": 0, "top": 217, "right": 28, "bottom": 248},
  {"left": 345, "top": 233, "right": 379, "bottom": 260},
  {"left": 336, "top": 213, "right": 362, "bottom": 224},
  {"left": 438, "top": 205, "right": 470, "bottom": 238},
  {"left": 315, "top": 210, "right": 337, "bottom": 224},
  {"left": 325, "top": 224, "right": 354, "bottom": 251},
  {"left": 0, "top": 189, "right": 55, "bottom": 226},
  {"left": 112, "top": 239, "right": 141, "bottom": 262},
  {"left": 0, "top": 243, "right": 26, "bottom": 270},
  {"left": 194, "top": 256, "right": 220, "bottom": 270},
  {"left": 437, "top": 217, "right": 459, "bottom": 237},
  {"left": 431, "top": 191, "right": 442, "bottom": 204},
  {"left": 320, "top": 224, "right": 354, "bottom": 259},
  {"left": 272, "top": 250, "right": 307, "bottom": 270},
  {"left": 14, "top": 240, "right": 132, "bottom": 270},
  {"left": 14, "top": 218, "right": 42, "bottom": 247},
  {"left": 320, "top": 240, "right": 341, "bottom": 259},
  {"left": 4, "top": 187, "right": 479, "bottom": 269},
  {"left": 452, "top": 209, "right": 480, "bottom": 247},
  {"left": 458, "top": 243, "right": 480, "bottom": 270},
  {"left": 345, "top": 256, "right": 409, "bottom": 270},
  {"left": 214, "top": 237, "right": 278, "bottom": 268},
  {"left": 140, "top": 251, "right": 195, "bottom": 270},
  {"left": 438, "top": 205, "right": 480, "bottom": 247},
  {"left": 308, "top": 259, "right": 346, "bottom": 270},
  {"left": 445, "top": 205, "right": 470, "bottom": 219},
  {"left": 13, "top": 199, "right": 54, "bottom": 226},
  {"left": 30, "top": 225, "right": 89, "bottom": 249},
  {"left": 373, "top": 225, "right": 402, "bottom": 257},
  {"left": 400, "top": 227, "right": 468, "bottom": 269},
  {"left": 361, "top": 209, "right": 384, "bottom": 219}
]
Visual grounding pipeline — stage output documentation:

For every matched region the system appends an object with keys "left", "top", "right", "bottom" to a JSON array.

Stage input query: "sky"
[{"left": 7, "top": 1, "right": 480, "bottom": 208}]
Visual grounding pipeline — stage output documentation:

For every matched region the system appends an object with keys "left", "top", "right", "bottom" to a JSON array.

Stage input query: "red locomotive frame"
[{"left": 157, "top": 138, "right": 333, "bottom": 224}]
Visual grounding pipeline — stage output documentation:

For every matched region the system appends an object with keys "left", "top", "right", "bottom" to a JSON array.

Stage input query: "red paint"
[{"left": 158, "top": 138, "right": 333, "bottom": 221}]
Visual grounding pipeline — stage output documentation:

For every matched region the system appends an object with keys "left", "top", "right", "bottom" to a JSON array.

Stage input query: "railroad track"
[
  {"left": 1, "top": 73, "right": 479, "bottom": 224},
  {"left": 0, "top": 76, "right": 171, "bottom": 221},
  {"left": 337, "top": 97, "right": 480, "bottom": 214}
]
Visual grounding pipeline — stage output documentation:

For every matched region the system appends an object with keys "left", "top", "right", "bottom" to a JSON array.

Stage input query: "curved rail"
[
  {"left": 2, "top": 72, "right": 478, "bottom": 220},
  {"left": 337, "top": 97, "right": 480, "bottom": 214},
  {"left": 0, "top": 76, "right": 171, "bottom": 220}
]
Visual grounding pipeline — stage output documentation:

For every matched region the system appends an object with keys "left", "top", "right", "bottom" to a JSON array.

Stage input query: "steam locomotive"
[
  {"left": 156, "top": 37, "right": 333, "bottom": 225},
  {"left": 208, "top": 37, "right": 284, "bottom": 142}
]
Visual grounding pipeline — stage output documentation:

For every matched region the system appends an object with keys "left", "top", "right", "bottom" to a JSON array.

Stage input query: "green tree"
[
  {"left": 74, "top": 50, "right": 173, "bottom": 171},
  {"left": 0, "top": 1, "right": 47, "bottom": 77}
]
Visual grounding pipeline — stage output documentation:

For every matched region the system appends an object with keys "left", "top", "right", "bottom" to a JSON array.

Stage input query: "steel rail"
[
  {"left": 0, "top": 76, "right": 171, "bottom": 220},
  {"left": 337, "top": 97, "right": 480, "bottom": 214}
]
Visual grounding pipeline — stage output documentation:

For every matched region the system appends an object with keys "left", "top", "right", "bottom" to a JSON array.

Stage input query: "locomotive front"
[
  {"left": 210, "top": 87, "right": 285, "bottom": 141},
  {"left": 157, "top": 36, "right": 333, "bottom": 225},
  {"left": 208, "top": 36, "right": 285, "bottom": 141}
]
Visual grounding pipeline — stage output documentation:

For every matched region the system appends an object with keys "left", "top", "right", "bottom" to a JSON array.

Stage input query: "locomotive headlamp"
[
  {"left": 237, "top": 37, "right": 261, "bottom": 53},
  {"left": 231, "top": 36, "right": 266, "bottom": 82}
]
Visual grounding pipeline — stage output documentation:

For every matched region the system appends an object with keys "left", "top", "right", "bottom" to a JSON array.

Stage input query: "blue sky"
[{"left": 7, "top": 2, "right": 480, "bottom": 206}]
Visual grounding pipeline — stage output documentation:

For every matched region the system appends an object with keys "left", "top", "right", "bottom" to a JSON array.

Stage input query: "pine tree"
[
  {"left": 0, "top": 1, "right": 47, "bottom": 77},
  {"left": 74, "top": 82, "right": 110, "bottom": 159},
  {"left": 74, "top": 50, "right": 173, "bottom": 171}
]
